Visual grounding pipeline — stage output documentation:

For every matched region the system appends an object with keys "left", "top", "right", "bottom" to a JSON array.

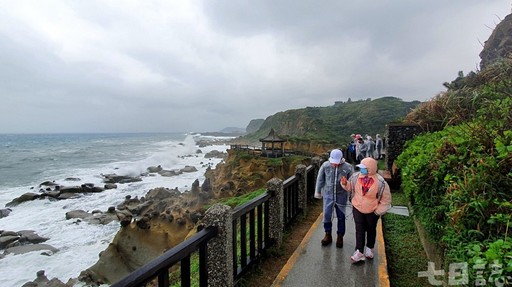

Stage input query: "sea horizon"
[{"left": 0, "top": 132, "right": 230, "bottom": 286}]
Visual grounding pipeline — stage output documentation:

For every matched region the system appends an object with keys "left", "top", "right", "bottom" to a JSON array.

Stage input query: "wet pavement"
[{"left": 272, "top": 211, "right": 389, "bottom": 287}]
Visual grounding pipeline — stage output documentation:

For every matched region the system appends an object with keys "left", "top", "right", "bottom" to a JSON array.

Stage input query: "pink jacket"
[{"left": 342, "top": 157, "right": 392, "bottom": 215}]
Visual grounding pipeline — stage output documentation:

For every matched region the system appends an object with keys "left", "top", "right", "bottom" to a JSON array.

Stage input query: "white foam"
[{"left": 0, "top": 139, "right": 228, "bottom": 286}]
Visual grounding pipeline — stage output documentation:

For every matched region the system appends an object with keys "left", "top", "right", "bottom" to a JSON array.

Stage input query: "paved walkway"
[{"left": 272, "top": 211, "right": 390, "bottom": 287}]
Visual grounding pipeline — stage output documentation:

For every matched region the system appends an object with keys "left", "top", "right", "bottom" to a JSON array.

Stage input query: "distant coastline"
[{"left": 195, "top": 131, "right": 245, "bottom": 137}]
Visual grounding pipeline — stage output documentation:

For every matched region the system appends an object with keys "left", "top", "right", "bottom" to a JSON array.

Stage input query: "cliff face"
[
  {"left": 238, "top": 97, "right": 420, "bottom": 148},
  {"left": 205, "top": 150, "right": 312, "bottom": 197},
  {"left": 480, "top": 13, "right": 512, "bottom": 69}
]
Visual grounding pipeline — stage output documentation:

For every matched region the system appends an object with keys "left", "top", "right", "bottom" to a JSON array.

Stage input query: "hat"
[
  {"left": 356, "top": 163, "right": 367, "bottom": 169},
  {"left": 329, "top": 149, "right": 343, "bottom": 164},
  {"left": 350, "top": 134, "right": 355, "bottom": 137},
  {"left": 355, "top": 134, "right": 362, "bottom": 139}
]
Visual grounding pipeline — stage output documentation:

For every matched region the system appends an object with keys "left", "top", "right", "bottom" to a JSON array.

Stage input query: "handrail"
[
  {"left": 232, "top": 192, "right": 272, "bottom": 218},
  {"left": 232, "top": 191, "right": 272, "bottom": 281},
  {"left": 112, "top": 163, "right": 318, "bottom": 287},
  {"left": 111, "top": 226, "right": 218, "bottom": 287}
]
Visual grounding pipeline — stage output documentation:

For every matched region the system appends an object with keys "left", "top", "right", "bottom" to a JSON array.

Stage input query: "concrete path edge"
[{"left": 271, "top": 213, "right": 391, "bottom": 287}]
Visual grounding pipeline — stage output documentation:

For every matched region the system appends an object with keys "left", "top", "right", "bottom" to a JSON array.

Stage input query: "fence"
[
  {"left": 111, "top": 159, "right": 321, "bottom": 287},
  {"left": 230, "top": 144, "right": 316, "bottom": 158}
]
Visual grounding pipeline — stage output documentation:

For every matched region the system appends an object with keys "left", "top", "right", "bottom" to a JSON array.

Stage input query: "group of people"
[
  {"left": 346, "top": 133, "right": 384, "bottom": 164},
  {"left": 314, "top": 148, "right": 392, "bottom": 263}
]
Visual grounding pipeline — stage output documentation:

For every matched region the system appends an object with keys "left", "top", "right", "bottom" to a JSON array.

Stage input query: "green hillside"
[{"left": 241, "top": 96, "right": 420, "bottom": 145}]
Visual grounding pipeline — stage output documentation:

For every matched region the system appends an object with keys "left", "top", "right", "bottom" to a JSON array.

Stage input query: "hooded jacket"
[
  {"left": 315, "top": 160, "right": 353, "bottom": 197},
  {"left": 342, "top": 157, "right": 392, "bottom": 215}
]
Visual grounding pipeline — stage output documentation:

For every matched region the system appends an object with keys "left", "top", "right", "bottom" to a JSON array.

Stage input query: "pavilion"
[{"left": 259, "top": 128, "right": 287, "bottom": 158}]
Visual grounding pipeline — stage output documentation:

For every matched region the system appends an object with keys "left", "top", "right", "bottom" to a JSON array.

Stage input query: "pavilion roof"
[{"left": 259, "top": 128, "right": 286, "bottom": 142}]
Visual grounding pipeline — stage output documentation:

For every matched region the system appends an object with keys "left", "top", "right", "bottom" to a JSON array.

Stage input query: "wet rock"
[
  {"left": 158, "top": 170, "right": 180, "bottom": 177},
  {"left": 5, "top": 243, "right": 59, "bottom": 255},
  {"left": 58, "top": 193, "right": 80, "bottom": 200},
  {"left": 0, "top": 235, "right": 20, "bottom": 249},
  {"left": 147, "top": 165, "right": 163, "bottom": 173},
  {"left": 180, "top": 166, "right": 198, "bottom": 173},
  {"left": 59, "top": 186, "right": 84, "bottom": 193},
  {"left": 18, "top": 230, "right": 49, "bottom": 244},
  {"left": 39, "top": 181, "right": 58, "bottom": 187},
  {"left": 0, "top": 208, "right": 12, "bottom": 218},
  {"left": 6, "top": 193, "right": 41, "bottom": 207},
  {"left": 146, "top": 187, "right": 178, "bottom": 201},
  {"left": 204, "top": 150, "right": 227, "bottom": 159},
  {"left": 104, "top": 183, "right": 117, "bottom": 190},
  {"left": 116, "top": 210, "right": 133, "bottom": 227},
  {"left": 136, "top": 216, "right": 151, "bottom": 229},
  {"left": 86, "top": 213, "right": 117, "bottom": 225},
  {"left": 102, "top": 174, "right": 142, "bottom": 184},
  {"left": 42, "top": 190, "right": 61, "bottom": 198},
  {"left": 66, "top": 210, "right": 92, "bottom": 220},
  {"left": 21, "top": 270, "right": 76, "bottom": 287}
]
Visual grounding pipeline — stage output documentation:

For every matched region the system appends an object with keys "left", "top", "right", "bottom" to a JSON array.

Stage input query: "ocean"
[{"left": 0, "top": 133, "right": 230, "bottom": 287}]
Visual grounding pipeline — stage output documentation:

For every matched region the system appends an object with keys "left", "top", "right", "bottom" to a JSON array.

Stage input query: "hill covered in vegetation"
[{"left": 237, "top": 96, "right": 420, "bottom": 148}]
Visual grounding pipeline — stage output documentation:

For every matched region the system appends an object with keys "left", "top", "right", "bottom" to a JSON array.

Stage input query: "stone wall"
[{"left": 385, "top": 123, "right": 423, "bottom": 176}]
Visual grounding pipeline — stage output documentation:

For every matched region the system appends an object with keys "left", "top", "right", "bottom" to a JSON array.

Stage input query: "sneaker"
[
  {"left": 350, "top": 250, "right": 366, "bottom": 263},
  {"left": 364, "top": 246, "right": 374, "bottom": 259}
]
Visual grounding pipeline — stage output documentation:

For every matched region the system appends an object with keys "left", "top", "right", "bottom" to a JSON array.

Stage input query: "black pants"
[{"left": 353, "top": 207, "right": 380, "bottom": 252}]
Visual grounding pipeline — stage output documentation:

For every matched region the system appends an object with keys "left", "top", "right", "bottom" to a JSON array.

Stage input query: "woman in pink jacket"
[{"left": 341, "top": 157, "right": 391, "bottom": 263}]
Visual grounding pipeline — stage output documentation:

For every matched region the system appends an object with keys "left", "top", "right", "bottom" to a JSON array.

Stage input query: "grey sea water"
[{"left": 0, "top": 132, "right": 229, "bottom": 287}]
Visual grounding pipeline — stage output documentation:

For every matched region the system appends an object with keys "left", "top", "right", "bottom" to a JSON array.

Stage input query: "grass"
[{"left": 382, "top": 191, "right": 432, "bottom": 287}]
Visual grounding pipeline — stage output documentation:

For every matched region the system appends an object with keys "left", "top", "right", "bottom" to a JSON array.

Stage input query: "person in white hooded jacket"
[
  {"left": 314, "top": 149, "right": 353, "bottom": 248},
  {"left": 341, "top": 157, "right": 391, "bottom": 263}
]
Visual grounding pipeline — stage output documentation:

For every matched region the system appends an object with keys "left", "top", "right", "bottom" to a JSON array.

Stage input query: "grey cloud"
[{"left": 0, "top": 0, "right": 509, "bottom": 133}]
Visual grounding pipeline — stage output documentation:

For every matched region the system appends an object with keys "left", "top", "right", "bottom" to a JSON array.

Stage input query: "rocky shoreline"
[{"left": 2, "top": 147, "right": 227, "bottom": 287}]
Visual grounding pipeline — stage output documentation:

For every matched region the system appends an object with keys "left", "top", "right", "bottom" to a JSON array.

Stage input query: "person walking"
[
  {"left": 375, "top": 134, "right": 383, "bottom": 160},
  {"left": 314, "top": 149, "right": 353, "bottom": 248},
  {"left": 347, "top": 134, "right": 357, "bottom": 164},
  {"left": 341, "top": 157, "right": 391, "bottom": 262},
  {"left": 356, "top": 137, "right": 367, "bottom": 163},
  {"left": 366, "top": 136, "right": 376, "bottom": 159}
]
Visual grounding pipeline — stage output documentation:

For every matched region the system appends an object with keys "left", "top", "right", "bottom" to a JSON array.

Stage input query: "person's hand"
[{"left": 341, "top": 176, "right": 347, "bottom": 186}]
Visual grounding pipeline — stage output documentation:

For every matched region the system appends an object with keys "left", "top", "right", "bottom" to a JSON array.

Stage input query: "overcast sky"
[{"left": 0, "top": 1, "right": 510, "bottom": 133}]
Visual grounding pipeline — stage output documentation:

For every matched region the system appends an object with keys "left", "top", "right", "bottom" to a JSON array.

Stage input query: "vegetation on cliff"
[
  {"left": 397, "top": 58, "right": 512, "bottom": 283},
  {"left": 238, "top": 96, "right": 420, "bottom": 148},
  {"left": 204, "top": 149, "right": 312, "bottom": 198}
]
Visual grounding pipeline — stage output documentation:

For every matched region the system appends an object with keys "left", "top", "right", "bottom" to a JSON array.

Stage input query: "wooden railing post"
[
  {"left": 200, "top": 204, "right": 233, "bottom": 287},
  {"left": 267, "top": 177, "right": 284, "bottom": 248},
  {"left": 295, "top": 164, "right": 307, "bottom": 212}
]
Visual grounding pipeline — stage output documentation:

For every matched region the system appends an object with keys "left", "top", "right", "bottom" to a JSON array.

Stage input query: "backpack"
[
  {"left": 348, "top": 172, "right": 386, "bottom": 202},
  {"left": 348, "top": 143, "right": 355, "bottom": 153}
]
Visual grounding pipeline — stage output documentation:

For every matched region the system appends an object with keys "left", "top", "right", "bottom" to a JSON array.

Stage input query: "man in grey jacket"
[{"left": 314, "top": 149, "right": 354, "bottom": 247}]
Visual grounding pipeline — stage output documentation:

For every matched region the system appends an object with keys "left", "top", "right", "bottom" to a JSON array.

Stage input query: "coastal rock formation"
[
  {"left": 0, "top": 208, "right": 11, "bottom": 218},
  {"left": 77, "top": 144, "right": 307, "bottom": 285},
  {"left": 0, "top": 230, "right": 56, "bottom": 256},
  {"left": 65, "top": 208, "right": 118, "bottom": 225},
  {"left": 21, "top": 270, "right": 77, "bottom": 287},
  {"left": 78, "top": 184, "right": 210, "bottom": 285},
  {"left": 204, "top": 150, "right": 227, "bottom": 159},
  {"left": 480, "top": 13, "right": 512, "bottom": 69}
]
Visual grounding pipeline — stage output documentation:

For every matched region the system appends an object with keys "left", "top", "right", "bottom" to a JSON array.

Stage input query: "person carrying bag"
[{"left": 341, "top": 157, "right": 391, "bottom": 262}]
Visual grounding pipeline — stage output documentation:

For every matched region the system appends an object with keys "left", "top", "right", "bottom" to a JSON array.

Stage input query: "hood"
[{"left": 360, "top": 157, "right": 378, "bottom": 176}]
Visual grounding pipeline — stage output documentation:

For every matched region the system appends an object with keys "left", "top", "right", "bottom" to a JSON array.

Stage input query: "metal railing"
[
  {"left": 111, "top": 226, "right": 218, "bottom": 287},
  {"left": 112, "top": 163, "right": 319, "bottom": 287},
  {"left": 232, "top": 192, "right": 273, "bottom": 281}
]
